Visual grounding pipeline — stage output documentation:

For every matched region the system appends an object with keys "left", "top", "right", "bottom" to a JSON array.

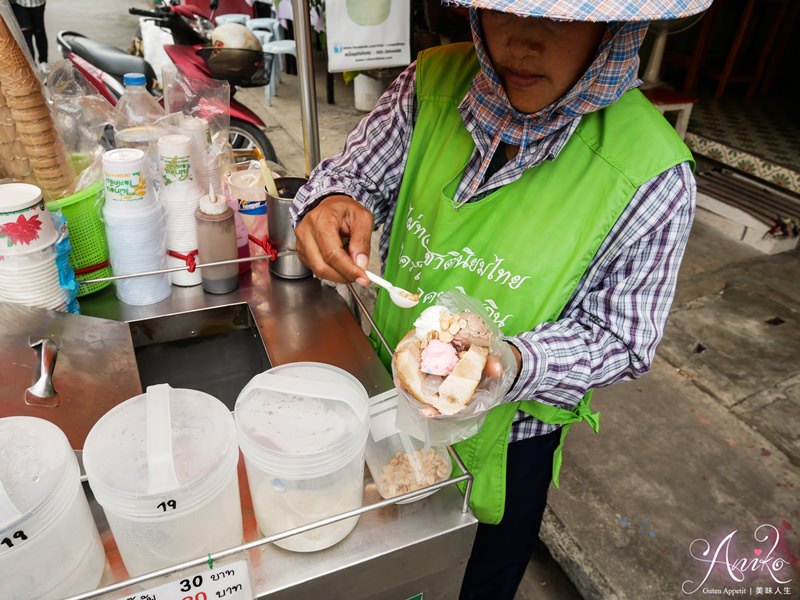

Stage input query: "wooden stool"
[{"left": 642, "top": 87, "right": 699, "bottom": 139}]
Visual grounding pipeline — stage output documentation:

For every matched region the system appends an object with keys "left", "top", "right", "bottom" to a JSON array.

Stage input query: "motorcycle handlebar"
[{"left": 128, "top": 7, "right": 165, "bottom": 18}]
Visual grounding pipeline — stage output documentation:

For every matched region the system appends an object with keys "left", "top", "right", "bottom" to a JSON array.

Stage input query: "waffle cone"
[{"left": 0, "top": 15, "right": 75, "bottom": 198}]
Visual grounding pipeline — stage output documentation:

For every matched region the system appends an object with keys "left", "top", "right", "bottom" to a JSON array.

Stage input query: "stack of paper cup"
[
  {"left": 0, "top": 183, "right": 69, "bottom": 311},
  {"left": 158, "top": 134, "right": 203, "bottom": 287},
  {"left": 102, "top": 149, "right": 171, "bottom": 306}
]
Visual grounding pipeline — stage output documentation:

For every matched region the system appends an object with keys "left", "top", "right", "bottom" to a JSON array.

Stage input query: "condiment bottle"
[{"left": 196, "top": 186, "right": 239, "bottom": 294}]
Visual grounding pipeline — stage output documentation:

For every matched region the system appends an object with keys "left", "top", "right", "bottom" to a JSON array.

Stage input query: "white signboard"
[
  {"left": 117, "top": 559, "right": 254, "bottom": 600},
  {"left": 325, "top": 0, "right": 411, "bottom": 72}
]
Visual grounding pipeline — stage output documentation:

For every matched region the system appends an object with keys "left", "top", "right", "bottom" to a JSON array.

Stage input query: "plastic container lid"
[
  {"left": 0, "top": 417, "right": 78, "bottom": 538},
  {"left": 235, "top": 363, "right": 369, "bottom": 479},
  {"left": 83, "top": 385, "right": 239, "bottom": 518},
  {"left": 0, "top": 182, "right": 43, "bottom": 213},
  {"left": 123, "top": 73, "right": 147, "bottom": 86}
]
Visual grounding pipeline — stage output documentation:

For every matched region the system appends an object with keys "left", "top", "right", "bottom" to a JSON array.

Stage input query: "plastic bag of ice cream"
[{"left": 392, "top": 290, "right": 517, "bottom": 445}]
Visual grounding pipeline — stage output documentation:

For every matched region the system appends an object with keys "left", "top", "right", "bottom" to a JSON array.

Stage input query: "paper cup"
[{"left": 0, "top": 183, "right": 59, "bottom": 255}]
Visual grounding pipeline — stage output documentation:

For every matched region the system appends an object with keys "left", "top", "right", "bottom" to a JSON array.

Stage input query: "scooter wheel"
[{"left": 230, "top": 119, "right": 278, "bottom": 165}]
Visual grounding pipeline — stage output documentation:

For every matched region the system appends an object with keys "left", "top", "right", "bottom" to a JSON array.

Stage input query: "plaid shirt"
[{"left": 292, "top": 63, "right": 695, "bottom": 442}]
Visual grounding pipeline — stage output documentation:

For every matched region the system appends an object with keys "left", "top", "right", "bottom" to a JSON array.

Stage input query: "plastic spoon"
[{"left": 365, "top": 270, "right": 419, "bottom": 308}]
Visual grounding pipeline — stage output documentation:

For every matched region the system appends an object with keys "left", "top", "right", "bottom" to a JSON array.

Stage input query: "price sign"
[{"left": 118, "top": 559, "right": 254, "bottom": 600}]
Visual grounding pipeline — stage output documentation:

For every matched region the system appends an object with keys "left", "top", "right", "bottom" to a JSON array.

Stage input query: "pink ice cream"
[{"left": 420, "top": 339, "right": 459, "bottom": 376}]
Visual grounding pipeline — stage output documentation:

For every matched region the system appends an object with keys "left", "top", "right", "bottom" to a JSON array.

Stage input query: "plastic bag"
[
  {"left": 162, "top": 63, "right": 230, "bottom": 159},
  {"left": 45, "top": 59, "right": 114, "bottom": 196},
  {"left": 393, "top": 290, "right": 517, "bottom": 445},
  {"left": 162, "top": 65, "right": 231, "bottom": 192}
]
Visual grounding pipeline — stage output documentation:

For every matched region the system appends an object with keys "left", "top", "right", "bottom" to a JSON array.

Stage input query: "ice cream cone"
[{"left": 0, "top": 14, "right": 74, "bottom": 198}]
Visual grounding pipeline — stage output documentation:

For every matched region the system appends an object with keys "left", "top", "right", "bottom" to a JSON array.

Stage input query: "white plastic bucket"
[
  {"left": 0, "top": 417, "right": 105, "bottom": 600},
  {"left": 83, "top": 385, "right": 242, "bottom": 576},
  {"left": 235, "top": 363, "right": 369, "bottom": 552},
  {"left": 353, "top": 74, "right": 388, "bottom": 112}
]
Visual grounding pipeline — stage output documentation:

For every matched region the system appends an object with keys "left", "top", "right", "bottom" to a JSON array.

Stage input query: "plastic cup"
[
  {"left": 83, "top": 385, "right": 242, "bottom": 576},
  {"left": 0, "top": 417, "right": 105, "bottom": 600},
  {"left": 0, "top": 183, "right": 59, "bottom": 255},
  {"left": 102, "top": 202, "right": 172, "bottom": 305},
  {"left": 234, "top": 363, "right": 369, "bottom": 552},
  {"left": 364, "top": 393, "right": 451, "bottom": 503},
  {"left": 158, "top": 134, "right": 200, "bottom": 190}
]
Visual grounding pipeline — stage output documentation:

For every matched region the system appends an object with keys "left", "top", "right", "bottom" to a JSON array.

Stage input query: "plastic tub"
[
  {"left": 0, "top": 417, "right": 105, "bottom": 600},
  {"left": 83, "top": 384, "right": 242, "bottom": 576},
  {"left": 365, "top": 392, "right": 451, "bottom": 503},
  {"left": 235, "top": 363, "right": 369, "bottom": 552}
]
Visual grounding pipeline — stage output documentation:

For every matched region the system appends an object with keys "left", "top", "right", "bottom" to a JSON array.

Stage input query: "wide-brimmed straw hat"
[{"left": 445, "top": 0, "right": 714, "bottom": 22}]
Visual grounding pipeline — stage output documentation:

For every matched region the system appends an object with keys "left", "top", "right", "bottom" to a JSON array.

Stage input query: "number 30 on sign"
[{"left": 118, "top": 559, "right": 254, "bottom": 600}]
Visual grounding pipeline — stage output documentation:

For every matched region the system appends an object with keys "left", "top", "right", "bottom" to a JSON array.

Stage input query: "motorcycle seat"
[{"left": 66, "top": 34, "right": 153, "bottom": 82}]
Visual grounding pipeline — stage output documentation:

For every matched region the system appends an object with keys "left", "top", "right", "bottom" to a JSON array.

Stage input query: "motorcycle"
[{"left": 56, "top": 2, "right": 277, "bottom": 163}]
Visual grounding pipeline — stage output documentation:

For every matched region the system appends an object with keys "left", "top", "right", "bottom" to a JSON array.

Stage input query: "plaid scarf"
[{"left": 460, "top": 8, "right": 648, "bottom": 194}]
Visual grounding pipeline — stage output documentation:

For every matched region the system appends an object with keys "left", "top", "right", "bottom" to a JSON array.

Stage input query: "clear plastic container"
[
  {"left": 365, "top": 391, "right": 452, "bottom": 503},
  {"left": 0, "top": 417, "right": 105, "bottom": 600},
  {"left": 83, "top": 384, "right": 242, "bottom": 576},
  {"left": 113, "top": 72, "right": 165, "bottom": 155},
  {"left": 235, "top": 363, "right": 369, "bottom": 552}
]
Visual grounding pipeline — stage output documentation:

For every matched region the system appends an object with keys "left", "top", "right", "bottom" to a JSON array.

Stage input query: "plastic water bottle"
[{"left": 113, "top": 73, "right": 165, "bottom": 153}]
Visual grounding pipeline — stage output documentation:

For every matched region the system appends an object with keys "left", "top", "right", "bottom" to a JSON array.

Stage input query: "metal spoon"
[{"left": 365, "top": 270, "right": 419, "bottom": 308}]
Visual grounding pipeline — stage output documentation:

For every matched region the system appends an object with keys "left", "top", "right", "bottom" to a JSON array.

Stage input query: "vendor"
[{"left": 291, "top": 0, "right": 712, "bottom": 598}]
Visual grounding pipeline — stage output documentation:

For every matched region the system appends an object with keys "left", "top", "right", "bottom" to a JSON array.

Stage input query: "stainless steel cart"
[{"left": 0, "top": 261, "right": 478, "bottom": 600}]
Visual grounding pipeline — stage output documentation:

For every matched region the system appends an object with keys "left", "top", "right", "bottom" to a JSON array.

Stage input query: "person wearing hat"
[{"left": 292, "top": 0, "right": 712, "bottom": 597}]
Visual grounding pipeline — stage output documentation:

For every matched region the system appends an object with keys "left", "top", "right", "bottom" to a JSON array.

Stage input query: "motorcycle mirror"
[{"left": 210, "top": 0, "right": 219, "bottom": 11}]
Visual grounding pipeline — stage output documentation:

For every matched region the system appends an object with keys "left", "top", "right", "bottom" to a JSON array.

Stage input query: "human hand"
[
  {"left": 484, "top": 342, "right": 520, "bottom": 379},
  {"left": 295, "top": 194, "right": 374, "bottom": 285}
]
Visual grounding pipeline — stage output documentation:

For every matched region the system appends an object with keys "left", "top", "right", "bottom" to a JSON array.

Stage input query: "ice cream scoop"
[
  {"left": 420, "top": 339, "right": 459, "bottom": 376},
  {"left": 365, "top": 270, "right": 419, "bottom": 308}
]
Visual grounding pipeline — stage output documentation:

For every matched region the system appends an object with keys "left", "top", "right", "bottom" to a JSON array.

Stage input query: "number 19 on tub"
[{"left": 117, "top": 559, "right": 254, "bottom": 600}]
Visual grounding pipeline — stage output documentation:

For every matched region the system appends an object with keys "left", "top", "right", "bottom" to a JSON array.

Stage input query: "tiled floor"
[
  {"left": 689, "top": 95, "right": 799, "bottom": 171},
  {"left": 686, "top": 92, "right": 800, "bottom": 193}
]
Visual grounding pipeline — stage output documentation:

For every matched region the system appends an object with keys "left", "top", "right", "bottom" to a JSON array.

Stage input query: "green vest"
[{"left": 373, "top": 43, "right": 693, "bottom": 523}]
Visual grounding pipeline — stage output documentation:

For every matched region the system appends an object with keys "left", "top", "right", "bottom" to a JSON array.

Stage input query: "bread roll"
[{"left": 436, "top": 346, "right": 488, "bottom": 414}]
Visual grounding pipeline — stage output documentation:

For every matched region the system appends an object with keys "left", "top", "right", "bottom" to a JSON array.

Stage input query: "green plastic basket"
[{"left": 46, "top": 182, "right": 112, "bottom": 297}]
